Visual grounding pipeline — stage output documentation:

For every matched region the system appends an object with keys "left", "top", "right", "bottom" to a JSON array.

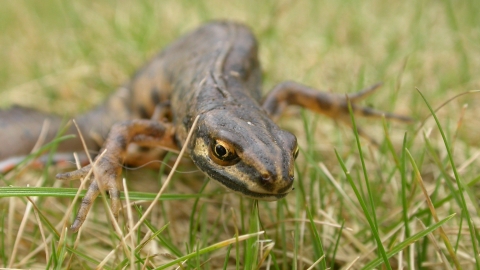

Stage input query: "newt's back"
[{"left": 0, "top": 21, "right": 262, "bottom": 170}]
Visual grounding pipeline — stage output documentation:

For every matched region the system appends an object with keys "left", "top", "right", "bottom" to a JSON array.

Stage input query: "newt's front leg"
[
  {"left": 262, "top": 81, "right": 412, "bottom": 144},
  {"left": 56, "top": 119, "right": 177, "bottom": 232}
]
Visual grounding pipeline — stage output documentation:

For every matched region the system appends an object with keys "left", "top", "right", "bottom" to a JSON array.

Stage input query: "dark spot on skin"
[
  {"left": 315, "top": 95, "right": 332, "bottom": 110},
  {"left": 138, "top": 105, "right": 149, "bottom": 119},
  {"left": 150, "top": 87, "right": 161, "bottom": 105},
  {"left": 183, "top": 115, "right": 194, "bottom": 130},
  {"left": 143, "top": 123, "right": 166, "bottom": 137},
  {"left": 81, "top": 198, "right": 91, "bottom": 206},
  {"left": 362, "top": 107, "right": 376, "bottom": 116},
  {"left": 115, "top": 135, "right": 128, "bottom": 150},
  {"left": 138, "top": 146, "right": 151, "bottom": 152}
]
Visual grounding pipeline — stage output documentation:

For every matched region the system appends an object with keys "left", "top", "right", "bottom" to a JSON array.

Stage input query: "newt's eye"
[
  {"left": 293, "top": 145, "right": 300, "bottom": 160},
  {"left": 214, "top": 144, "right": 228, "bottom": 157},
  {"left": 209, "top": 139, "right": 239, "bottom": 166}
]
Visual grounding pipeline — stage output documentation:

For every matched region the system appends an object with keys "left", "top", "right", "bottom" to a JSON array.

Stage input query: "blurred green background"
[{"left": 1, "top": 1, "right": 479, "bottom": 118}]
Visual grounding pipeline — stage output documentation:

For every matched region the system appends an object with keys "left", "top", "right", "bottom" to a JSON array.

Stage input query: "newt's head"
[{"left": 189, "top": 109, "right": 298, "bottom": 200}]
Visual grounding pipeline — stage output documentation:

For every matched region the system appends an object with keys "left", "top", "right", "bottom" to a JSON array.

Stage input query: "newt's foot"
[
  {"left": 56, "top": 155, "right": 122, "bottom": 232},
  {"left": 56, "top": 119, "right": 177, "bottom": 232}
]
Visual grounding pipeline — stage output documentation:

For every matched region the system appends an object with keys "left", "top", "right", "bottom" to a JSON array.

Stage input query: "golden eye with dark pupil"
[{"left": 209, "top": 139, "right": 239, "bottom": 165}]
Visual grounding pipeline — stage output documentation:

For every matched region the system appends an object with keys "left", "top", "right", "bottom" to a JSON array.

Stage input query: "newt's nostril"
[{"left": 261, "top": 173, "right": 271, "bottom": 182}]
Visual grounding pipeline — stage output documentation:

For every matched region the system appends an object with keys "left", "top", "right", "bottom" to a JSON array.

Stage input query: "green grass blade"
[
  {"left": 0, "top": 186, "right": 209, "bottom": 200},
  {"left": 400, "top": 134, "right": 413, "bottom": 269},
  {"left": 156, "top": 231, "right": 264, "bottom": 269},
  {"left": 416, "top": 88, "right": 480, "bottom": 268},
  {"left": 347, "top": 99, "right": 379, "bottom": 231},
  {"left": 306, "top": 205, "right": 327, "bottom": 270},
  {"left": 65, "top": 247, "right": 107, "bottom": 269},
  {"left": 345, "top": 99, "right": 391, "bottom": 269},
  {"left": 363, "top": 213, "right": 456, "bottom": 269},
  {"left": 335, "top": 148, "right": 391, "bottom": 269},
  {"left": 330, "top": 219, "right": 344, "bottom": 270},
  {"left": 406, "top": 149, "right": 461, "bottom": 268},
  {"left": 2, "top": 134, "right": 75, "bottom": 177},
  {"left": 244, "top": 200, "right": 260, "bottom": 269},
  {"left": 134, "top": 205, "right": 184, "bottom": 258}
]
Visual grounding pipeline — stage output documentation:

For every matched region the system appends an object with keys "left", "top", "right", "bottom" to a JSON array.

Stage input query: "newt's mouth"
[
  {"left": 210, "top": 171, "right": 293, "bottom": 201},
  {"left": 238, "top": 189, "right": 291, "bottom": 201}
]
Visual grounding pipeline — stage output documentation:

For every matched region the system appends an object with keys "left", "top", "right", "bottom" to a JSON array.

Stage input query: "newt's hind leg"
[
  {"left": 56, "top": 119, "right": 177, "bottom": 232},
  {"left": 262, "top": 81, "right": 412, "bottom": 144}
]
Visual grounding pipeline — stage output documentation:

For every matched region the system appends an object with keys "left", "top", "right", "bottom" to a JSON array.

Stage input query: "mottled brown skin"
[{"left": 0, "top": 21, "right": 410, "bottom": 232}]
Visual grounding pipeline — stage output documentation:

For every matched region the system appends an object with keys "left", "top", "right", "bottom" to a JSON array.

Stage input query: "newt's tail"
[
  {"left": 0, "top": 106, "right": 94, "bottom": 172},
  {"left": 0, "top": 84, "right": 138, "bottom": 173}
]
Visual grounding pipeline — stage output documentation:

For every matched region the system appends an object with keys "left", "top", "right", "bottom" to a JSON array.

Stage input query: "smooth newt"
[{"left": 0, "top": 21, "right": 410, "bottom": 232}]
